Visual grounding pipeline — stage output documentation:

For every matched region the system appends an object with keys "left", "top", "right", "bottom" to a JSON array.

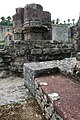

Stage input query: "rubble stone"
[{"left": 0, "top": 70, "right": 8, "bottom": 78}]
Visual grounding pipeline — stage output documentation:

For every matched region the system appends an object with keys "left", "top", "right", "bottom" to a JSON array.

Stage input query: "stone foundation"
[
  {"left": 23, "top": 58, "right": 77, "bottom": 120},
  {"left": 23, "top": 59, "right": 80, "bottom": 120},
  {"left": 0, "top": 40, "right": 74, "bottom": 76}
]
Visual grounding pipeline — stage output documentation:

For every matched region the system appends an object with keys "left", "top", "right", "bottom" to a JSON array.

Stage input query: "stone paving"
[
  {"left": 0, "top": 76, "right": 32, "bottom": 105},
  {"left": 0, "top": 76, "right": 46, "bottom": 120}
]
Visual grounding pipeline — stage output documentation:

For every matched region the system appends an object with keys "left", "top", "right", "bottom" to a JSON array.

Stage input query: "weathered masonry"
[
  {"left": 23, "top": 58, "right": 80, "bottom": 120},
  {"left": 52, "top": 24, "right": 68, "bottom": 43},
  {"left": 0, "top": 40, "right": 74, "bottom": 77},
  {"left": 0, "top": 26, "right": 13, "bottom": 41},
  {"left": 0, "top": 3, "right": 76, "bottom": 77},
  {"left": 13, "top": 3, "right": 52, "bottom": 41}
]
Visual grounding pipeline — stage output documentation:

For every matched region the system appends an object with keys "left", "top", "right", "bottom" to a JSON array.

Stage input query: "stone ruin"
[
  {"left": 75, "top": 15, "right": 80, "bottom": 51},
  {"left": 0, "top": 3, "right": 75, "bottom": 77},
  {"left": 0, "top": 40, "right": 74, "bottom": 77},
  {"left": 13, "top": 3, "right": 52, "bottom": 41},
  {"left": 23, "top": 57, "right": 80, "bottom": 120},
  {"left": 52, "top": 24, "right": 68, "bottom": 43},
  {"left": 0, "top": 3, "right": 80, "bottom": 120},
  {"left": 0, "top": 26, "right": 13, "bottom": 45}
]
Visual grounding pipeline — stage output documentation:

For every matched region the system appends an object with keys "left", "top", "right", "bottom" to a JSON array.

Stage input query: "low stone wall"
[
  {"left": 23, "top": 62, "right": 62, "bottom": 120},
  {"left": 23, "top": 61, "right": 59, "bottom": 95},
  {"left": 0, "top": 40, "right": 74, "bottom": 76},
  {"left": 23, "top": 58, "right": 77, "bottom": 119},
  {"left": 35, "top": 79, "right": 63, "bottom": 120},
  {"left": 23, "top": 57, "right": 76, "bottom": 94}
]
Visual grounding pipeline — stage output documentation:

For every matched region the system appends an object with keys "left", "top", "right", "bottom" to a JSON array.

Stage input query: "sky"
[{"left": 0, "top": 0, "right": 80, "bottom": 23}]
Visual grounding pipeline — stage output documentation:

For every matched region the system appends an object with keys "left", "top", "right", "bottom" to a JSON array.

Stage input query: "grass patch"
[{"left": 0, "top": 41, "right": 6, "bottom": 45}]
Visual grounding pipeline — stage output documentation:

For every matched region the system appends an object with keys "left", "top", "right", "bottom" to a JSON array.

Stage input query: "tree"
[
  {"left": 56, "top": 18, "right": 60, "bottom": 24},
  {"left": 72, "top": 19, "right": 75, "bottom": 25},
  {"left": 0, "top": 17, "right": 7, "bottom": 25},
  {"left": 67, "top": 19, "right": 70, "bottom": 24},
  {"left": 0, "top": 17, "right": 5, "bottom": 22},
  {"left": 6, "top": 16, "right": 11, "bottom": 25},
  {"left": 52, "top": 20, "right": 55, "bottom": 24},
  {"left": 63, "top": 21, "right": 66, "bottom": 24}
]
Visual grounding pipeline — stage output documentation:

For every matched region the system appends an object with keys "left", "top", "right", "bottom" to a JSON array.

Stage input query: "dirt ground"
[
  {"left": 0, "top": 98, "right": 45, "bottom": 120},
  {"left": 0, "top": 76, "right": 46, "bottom": 120}
]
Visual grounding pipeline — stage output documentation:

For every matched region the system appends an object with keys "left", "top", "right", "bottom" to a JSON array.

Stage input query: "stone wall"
[
  {"left": 13, "top": 3, "right": 52, "bottom": 41},
  {"left": 23, "top": 61, "right": 60, "bottom": 119},
  {"left": 23, "top": 58, "right": 77, "bottom": 119},
  {"left": 0, "top": 40, "right": 74, "bottom": 77},
  {"left": 23, "top": 57, "right": 76, "bottom": 95},
  {"left": 75, "top": 16, "right": 80, "bottom": 51},
  {"left": 0, "top": 26, "right": 13, "bottom": 41},
  {"left": 52, "top": 24, "right": 68, "bottom": 43}
]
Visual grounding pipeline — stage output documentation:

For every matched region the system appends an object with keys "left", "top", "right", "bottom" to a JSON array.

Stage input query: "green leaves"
[{"left": 0, "top": 16, "right": 13, "bottom": 26}]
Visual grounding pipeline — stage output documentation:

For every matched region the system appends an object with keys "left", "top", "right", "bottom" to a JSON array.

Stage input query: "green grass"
[{"left": 0, "top": 41, "right": 6, "bottom": 45}]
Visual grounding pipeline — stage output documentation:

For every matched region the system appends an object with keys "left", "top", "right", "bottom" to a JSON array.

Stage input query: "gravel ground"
[{"left": 0, "top": 76, "right": 45, "bottom": 120}]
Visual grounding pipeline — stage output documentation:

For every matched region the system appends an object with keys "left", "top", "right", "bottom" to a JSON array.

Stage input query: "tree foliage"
[{"left": 0, "top": 16, "right": 13, "bottom": 26}]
